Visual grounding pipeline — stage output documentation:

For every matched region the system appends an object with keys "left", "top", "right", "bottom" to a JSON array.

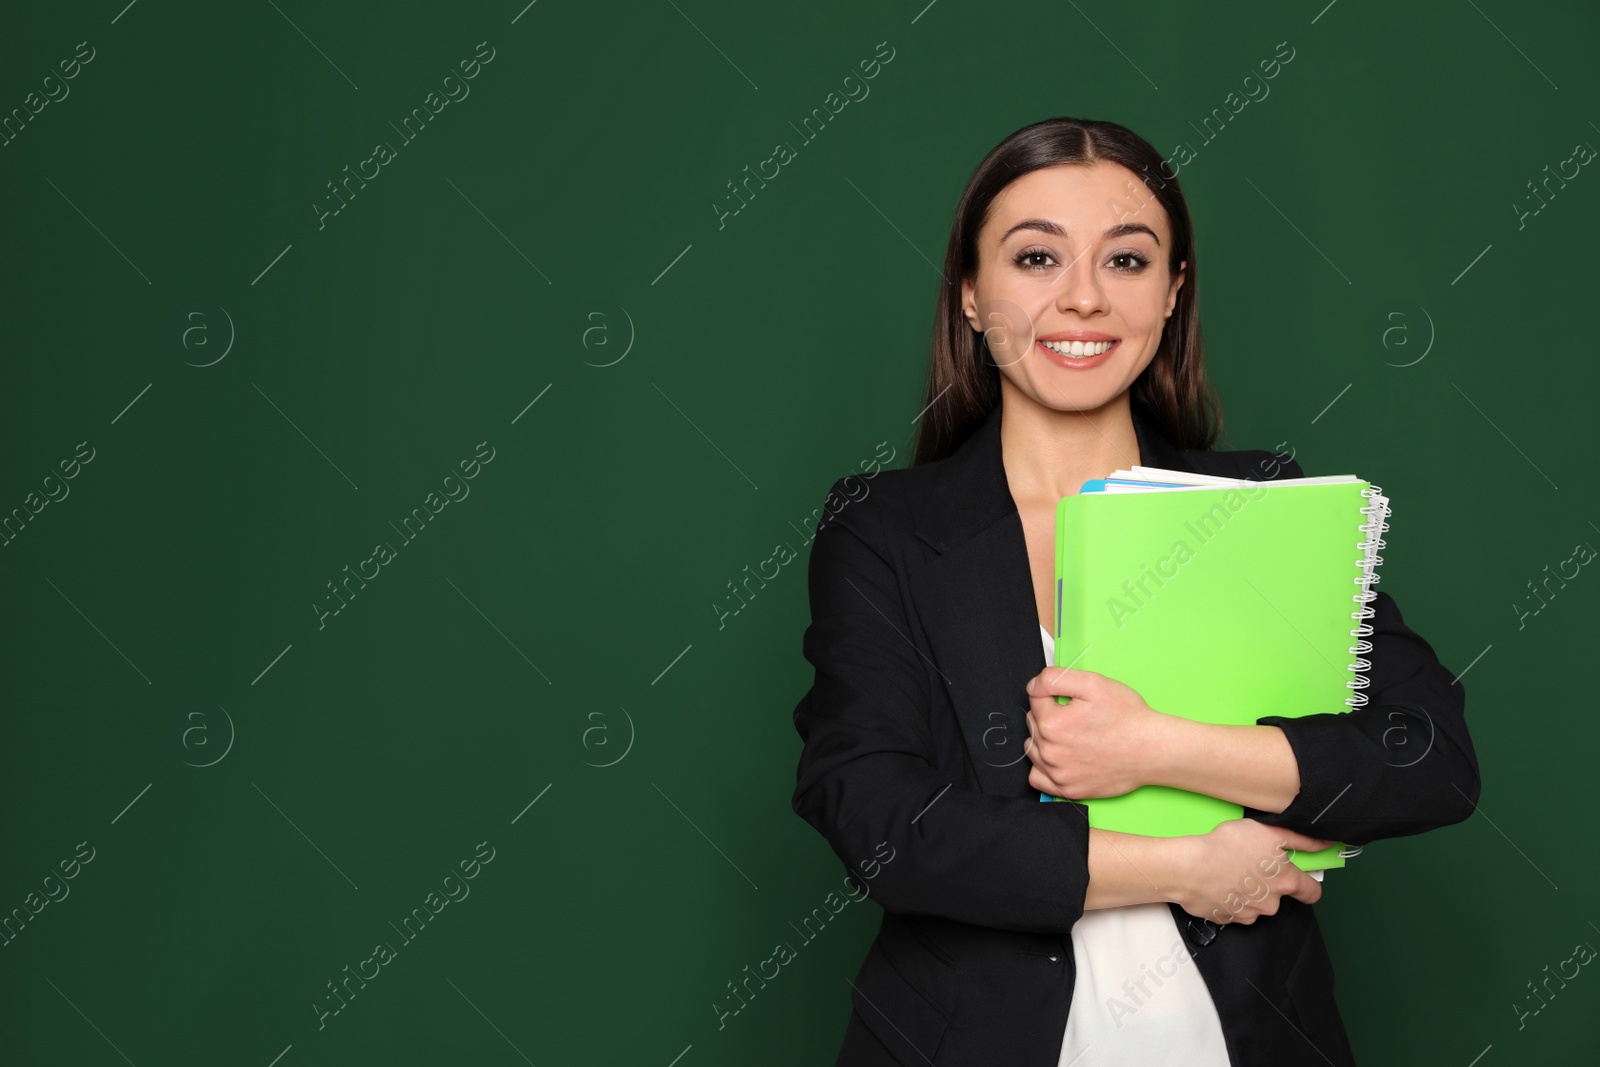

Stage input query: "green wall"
[{"left": 2, "top": 0, "right": 1595, "bottom": 1063}]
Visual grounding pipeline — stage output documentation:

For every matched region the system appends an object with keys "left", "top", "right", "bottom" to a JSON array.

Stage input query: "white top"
[{"left": 1042, "top": 623, "right": 1232, "bottom": 1067}]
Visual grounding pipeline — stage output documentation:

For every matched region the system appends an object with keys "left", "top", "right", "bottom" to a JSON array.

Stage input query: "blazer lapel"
[{"left": 906, "top": 401, "right": 1198, "bottom": 797}]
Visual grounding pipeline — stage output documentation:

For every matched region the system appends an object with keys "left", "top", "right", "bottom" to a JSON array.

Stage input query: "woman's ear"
[
  {"left": 1164, "top": 260, "right": 1187, "bottom": 318},
  {"left": 960, "top": 277, "right": 980, "bottom": 332}
]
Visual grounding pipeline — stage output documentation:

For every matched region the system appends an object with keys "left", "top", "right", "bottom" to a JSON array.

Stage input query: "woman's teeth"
[{"left": 1041, "top": 340, "right": 1115, "bottom": 356}]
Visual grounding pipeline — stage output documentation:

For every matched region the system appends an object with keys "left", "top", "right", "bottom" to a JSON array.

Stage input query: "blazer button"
[{"left": 1184, "top": 920, "right": 1218, "bottom": 948}]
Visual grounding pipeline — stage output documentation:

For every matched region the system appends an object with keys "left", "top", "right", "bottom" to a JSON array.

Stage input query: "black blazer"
[{"left": 790, "top": 401, "right": 1482, "bottom": 1067}]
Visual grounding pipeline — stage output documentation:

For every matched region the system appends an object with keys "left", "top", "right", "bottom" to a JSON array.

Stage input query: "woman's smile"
[{"left": 1036, "top": 332, "right": 1120, "bottom": 370}]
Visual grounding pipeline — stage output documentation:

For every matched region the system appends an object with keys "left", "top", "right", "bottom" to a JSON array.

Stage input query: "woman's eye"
[{"left": 1015, "top": 249, "right": 1149, "bottom": 273}]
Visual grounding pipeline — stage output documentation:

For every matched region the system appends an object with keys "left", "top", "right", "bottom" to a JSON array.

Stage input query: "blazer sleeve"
[
  {"left": 1240, "top": 457, "right": 1483, "bottom": 845},
  {"left": 790, "top": 476, "right": 1093, "bottom": 935}
]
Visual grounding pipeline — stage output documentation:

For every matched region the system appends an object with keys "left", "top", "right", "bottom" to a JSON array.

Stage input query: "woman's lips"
[{"left": 1036, "top": 338, "right": 1119, "bottom": 369}]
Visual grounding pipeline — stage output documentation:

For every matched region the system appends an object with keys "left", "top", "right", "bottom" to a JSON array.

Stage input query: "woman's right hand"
[{"left": 1170, "top": 819, "right": 1331, "bottom": 925}]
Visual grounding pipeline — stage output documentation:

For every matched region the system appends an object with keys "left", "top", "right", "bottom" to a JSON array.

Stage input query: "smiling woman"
[{"left": 791, "top": 116, "right": 1480, "bottom": 1067}]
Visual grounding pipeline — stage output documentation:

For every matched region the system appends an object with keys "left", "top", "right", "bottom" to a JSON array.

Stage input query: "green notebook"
[{"left": 1042, "top": 467, "right": 1391, "bottom": 874}]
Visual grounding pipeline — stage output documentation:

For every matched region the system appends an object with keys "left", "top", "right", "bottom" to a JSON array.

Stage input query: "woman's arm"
[
  {"left": 1145, "top": 720, "right": 1301, "bottom": 815},
  {"left": 1084, "top": 827, "right": 1188, "bottom": 909},
  {"left": 1025, "top": 669, "right": 1299, "bottom": 810},
  {"left": 792, "top": 475, "right": 1096, "bottom": 935},
  {"left": 1085, "top": 823, "right": 1331, "bottom": 917}
]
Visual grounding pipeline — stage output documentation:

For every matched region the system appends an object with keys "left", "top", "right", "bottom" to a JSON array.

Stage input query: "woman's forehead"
[{"left": 985, "top": 162, "right": 1170, "bottom": 242}]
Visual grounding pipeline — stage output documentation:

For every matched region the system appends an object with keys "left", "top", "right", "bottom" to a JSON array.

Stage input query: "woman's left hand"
[{"left": 1023, "top": 667, "right": 1172, "bottom": 800}]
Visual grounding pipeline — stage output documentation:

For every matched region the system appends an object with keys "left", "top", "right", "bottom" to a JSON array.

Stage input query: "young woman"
[{"left": 790, "top": 117, "right": 1480, "bottom": 1066}]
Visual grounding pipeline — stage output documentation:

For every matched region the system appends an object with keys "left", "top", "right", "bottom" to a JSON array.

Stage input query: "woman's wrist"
[
  {"left": 1142, "top": 713, "right": 1300, "bottom": 813},
  {"left": 1160, "top": 833, "right": 1201, "bottom": 908},
  {"left": 1140, "top": 709, "right": 1197, "bottom": 792},
  {"left": 1084, "top": 829, "right": 1200, "bottom": 911}
]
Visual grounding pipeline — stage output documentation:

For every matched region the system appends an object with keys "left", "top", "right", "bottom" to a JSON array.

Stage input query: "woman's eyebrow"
[{"left": 999, "top": 218, "right": 1162, "bottom": 246}]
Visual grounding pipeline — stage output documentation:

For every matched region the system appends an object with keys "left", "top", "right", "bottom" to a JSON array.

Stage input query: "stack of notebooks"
[{"left": 1040, "top": 464, "right": 1391, "bottom": 877}]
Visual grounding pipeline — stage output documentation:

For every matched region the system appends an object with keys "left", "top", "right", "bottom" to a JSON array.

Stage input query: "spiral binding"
[{"left": 1346, "top": 484, "right": 1392, "bottom": 709}]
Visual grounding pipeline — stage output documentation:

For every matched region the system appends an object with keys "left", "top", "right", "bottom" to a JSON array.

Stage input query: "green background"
[{"left": 2, "top": 0, "right": 1595, "bottom": 1063}]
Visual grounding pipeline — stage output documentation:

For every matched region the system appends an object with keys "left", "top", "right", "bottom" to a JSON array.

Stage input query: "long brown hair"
[{"left": 912, "top": 117, "right": 1223, "bottom": 466}]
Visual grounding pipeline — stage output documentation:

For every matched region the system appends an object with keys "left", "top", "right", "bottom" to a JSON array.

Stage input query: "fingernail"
[{"left": 1026, "top": 677, "right": 1038, "bottom": 694}]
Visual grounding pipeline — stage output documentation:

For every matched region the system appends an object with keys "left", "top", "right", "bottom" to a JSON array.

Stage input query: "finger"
[
  {"left": 1029, "top": 690, "right": 1074, "bottom": 714},
  {"left": 1026, "top": 667, "right": 1103, "bottom": 698},
  {"left": 1286, "top": 871, "right": 1323, "bottom": 906},
  {"left": 1276, "top": 829, "right": 1335, "bottom": 854},
  {"left": 1029, "top": 764, "right": 1065, "bottom": 799}
]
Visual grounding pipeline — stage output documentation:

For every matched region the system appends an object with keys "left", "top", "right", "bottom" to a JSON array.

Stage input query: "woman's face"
[{"left": 961, "top": 161, "right": 1186, "bottom": 414}]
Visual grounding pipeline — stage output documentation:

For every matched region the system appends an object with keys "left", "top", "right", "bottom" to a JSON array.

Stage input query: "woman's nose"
[{"left": 1052, "top": 251, "right": 1108, "bottom": 314}]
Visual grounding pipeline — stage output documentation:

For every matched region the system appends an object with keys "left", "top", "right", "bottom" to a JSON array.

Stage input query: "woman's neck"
[{"left": 998, "top": 387, "right": 1142, "bottom": 505}]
